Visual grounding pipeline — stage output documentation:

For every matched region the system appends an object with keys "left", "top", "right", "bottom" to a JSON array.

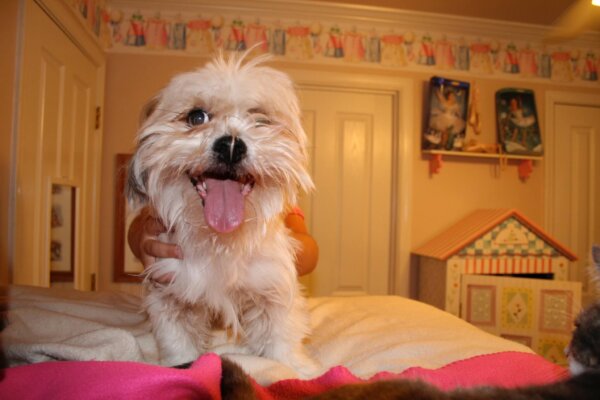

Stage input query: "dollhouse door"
[
  {"left": 546, "top": 101, "right": 600, "bottom": 306},
  {"left": 12, "top": 0, "right": 104, "bottom": 290},
  {"left": 296, "top": 87, "right": 394, "bottom": 296}
]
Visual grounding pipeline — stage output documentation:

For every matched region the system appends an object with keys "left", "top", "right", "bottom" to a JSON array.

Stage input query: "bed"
[{"left": 0, "top": 285, "right": 567, "bottom": 399}]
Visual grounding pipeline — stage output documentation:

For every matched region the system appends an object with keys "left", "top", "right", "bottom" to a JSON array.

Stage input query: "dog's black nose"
[{"left": 212, "top": 135, "right": 247, "bottom": 165}]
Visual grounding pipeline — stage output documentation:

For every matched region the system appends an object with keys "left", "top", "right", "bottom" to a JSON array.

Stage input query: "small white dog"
[{"left": 127, "top": 53, "right": 317, "bottom": 376}]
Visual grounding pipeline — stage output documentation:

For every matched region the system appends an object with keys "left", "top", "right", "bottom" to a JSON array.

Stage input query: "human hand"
[
  {"left": 284, "top": 211, "right": 318, "bottom": 277},
  {"left": 127, "top": 207, "right": 182, "bottom": 282}
]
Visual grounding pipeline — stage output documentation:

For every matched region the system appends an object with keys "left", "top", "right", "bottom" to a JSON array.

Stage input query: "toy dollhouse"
[{"left": 413, "top": 209, "right": 580, "bottom": 365}]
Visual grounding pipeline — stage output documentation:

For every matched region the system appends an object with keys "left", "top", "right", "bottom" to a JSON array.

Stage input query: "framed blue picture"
[
  {"left": 496, "top": 88, "right": 542, "bottom": 155},
  {"left": 423, "top": 76, "right": 470, "bottom": 151}
]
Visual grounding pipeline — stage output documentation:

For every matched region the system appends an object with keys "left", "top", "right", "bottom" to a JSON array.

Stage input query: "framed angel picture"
[
  {"left": 423, "top": 76, "right": 470, "bottom": 151},
  {"left": 495, "top": 88, "right": 542, "bottom": 155}
]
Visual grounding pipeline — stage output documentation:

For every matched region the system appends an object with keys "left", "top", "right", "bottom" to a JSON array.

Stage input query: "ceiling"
[{"left": 314, "top": 0, "right": 600, "bottom": 31}]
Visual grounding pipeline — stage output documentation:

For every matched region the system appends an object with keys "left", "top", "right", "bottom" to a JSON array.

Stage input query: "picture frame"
[
  {"left": 113, "top": 153, "right": 144, "bottom": 283},
  {"left": 495, "top": 88, "right": 543, "bottom": 155},
  {"left": 423, "top": 76, "right": 470, "bottom": 151},
  {"left": 50, "top": 184, "right": 76, "bottom": 282}
]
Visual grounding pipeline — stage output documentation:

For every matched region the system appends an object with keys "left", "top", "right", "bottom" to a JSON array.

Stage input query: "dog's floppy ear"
[
  {"left": 139, "top": 96, "right": 160, "bottom": 125},
  {"left": 126, "top": 154, "right": 148, "bottom": 207},
  {"left": 126, "top": 97, "right": 159, "bottom": 207}
]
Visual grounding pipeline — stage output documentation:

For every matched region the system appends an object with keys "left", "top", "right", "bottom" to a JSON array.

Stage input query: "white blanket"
[{"left": 0, "top": 285, "right": 532, "bottom": 385}]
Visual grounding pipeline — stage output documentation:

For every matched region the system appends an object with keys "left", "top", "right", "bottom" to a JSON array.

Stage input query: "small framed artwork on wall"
[
  {"left": 423, "top": 76, "right": 470, "bottom": 152},
  {"left": 495, "top": 88, "right": 542, "bottom": 156},
  {"left": 50, "top": 183, "right": 76, "bottom": 282}
]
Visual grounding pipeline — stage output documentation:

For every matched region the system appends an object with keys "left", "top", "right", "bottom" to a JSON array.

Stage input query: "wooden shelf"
[
  {"left": 422, "top": 150, "right": 542, "bottom": 161},
  {"left": 422, "top": 150, "right": 543, "bottom": 180}
]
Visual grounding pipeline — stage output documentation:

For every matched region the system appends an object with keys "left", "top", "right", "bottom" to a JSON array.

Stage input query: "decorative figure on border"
[
  {"left": 168, "top": 14, "right": 186, "bottom": 50},
  {"left": 456, "top": 37, "right": 470, "bottom": 70},
  {"left": 490, "top": 40, "right": 501, "bottom": 71},
  {"left": 365, "top": 29, "right": 380, "bottom": 63},
  {"left": 404, "top": 31, "right": 416, "bottom": 62},
  {"left": 108, "top": 9, "right": 124, "bottom": 45},
  {"left": 211, "top": 16, "right": 224, "bottom": 48},
  {"left": 418, "top": 34, "right": 435, "bottom": 66},
  {"left": 582, "top": 52, "right": 599, "bottom": 81},
  {"left": 310, "top": 23, "right": 323, "bottom": 55},
  {"left": 186, "top": 18, "right": 214, "bottom": 54},
  {"left": 470, "top": 42, "right": 493, "bottom": 74},
  {"left": 325, "top": 26, "right": 344, "bottom": 58},
  {"left": 145, "top": 12, "right": 169, "bottom": 50},
  {"left": 539, "top": 47, "right": 551, "bottom": 78},
  {"left": 503, "top": 43, "right": 520, "bottom": 74},
  {"left": 380, "top": 33, "right": 406, "bottom": 67},
  {"left": 551, "top": 50, "right": 573, "bottom": 81},
  {"left": 125, "top": 11, "right": 145, "bottom": 47},
  {"left": 518, "top": 44, "right": 538, "bottom": 78},
  {"left": 226, "top": 19, "right": 246, "bottom": 51},
  {"left": 99, "top": 8, "right": 113, "bottom": 48},
  {"left": 434, "top": 35, "right": 456, "bottom": 69},
  {"left": 245, "top": 19, "right": 270, "bottom": 55},
  {"left": 342, "top": 27, "right": 365, "bottom": 62},
  {"left": 271, "top": 20, "right": 286, "bottom": 55},
  {"left": 570, "top": 50, "right": 581, "bottom": 79},
  {"left": 286, "top": 25, "right": 313, "bottom": 60}
]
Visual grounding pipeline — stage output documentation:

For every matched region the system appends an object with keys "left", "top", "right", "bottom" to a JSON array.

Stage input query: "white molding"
[{"left": 111, "top": 0, "right": 600, "bottom": 48}]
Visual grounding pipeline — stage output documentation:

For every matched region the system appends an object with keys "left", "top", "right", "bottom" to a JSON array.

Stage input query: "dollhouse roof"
[{"left": 412, "top": 209, "right": 577, "bottom": 261}]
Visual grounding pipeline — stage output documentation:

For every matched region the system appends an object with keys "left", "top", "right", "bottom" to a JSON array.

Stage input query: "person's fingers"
[
  {"left": 144, "top": 216, "right": 167, "bottom": 235},
  {"left": 151, "top": 272, "right": 175, "bottom": 284},
  {"left": 143, "top": 239, "right": 183, "bottom": 260}
]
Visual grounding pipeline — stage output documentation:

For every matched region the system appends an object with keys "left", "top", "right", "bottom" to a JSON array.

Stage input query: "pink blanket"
[{"left": 0, "top": 351, "right": 568, "bottom": 399}]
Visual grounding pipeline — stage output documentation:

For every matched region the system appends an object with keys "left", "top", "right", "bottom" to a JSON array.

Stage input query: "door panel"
[{"left": 298, "top": 87, "right": 393, "bottom": 296}]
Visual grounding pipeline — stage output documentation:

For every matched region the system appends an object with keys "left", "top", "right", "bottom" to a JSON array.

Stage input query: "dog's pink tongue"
[{"left": 203, "top": 178, "right": 245, "bottom": 233}]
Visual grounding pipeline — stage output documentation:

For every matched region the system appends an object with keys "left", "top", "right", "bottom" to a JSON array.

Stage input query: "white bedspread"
[{"left": 0, "top": 285, "right": 532, "bottom": 385}]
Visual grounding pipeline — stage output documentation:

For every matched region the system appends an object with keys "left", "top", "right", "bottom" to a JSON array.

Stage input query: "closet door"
[
  {"left": 13, "top": 0, "right": 104, "bottom": 290},
  {"left": 297, "top": 87, "right": 394, "bottom": 296},
  {"left": 546, "top": 101, "right": 600, "bottom": 306}
]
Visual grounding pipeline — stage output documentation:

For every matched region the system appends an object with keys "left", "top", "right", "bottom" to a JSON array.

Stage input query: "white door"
[
  {"left": 13, "top": 1, "right": 103, "bottom": 290},
  {"left": 297, "top": 87, "right": 394, "bottom": 296},
  {"left": 547, "top": 102, "right": 600, "bottom": 305}
]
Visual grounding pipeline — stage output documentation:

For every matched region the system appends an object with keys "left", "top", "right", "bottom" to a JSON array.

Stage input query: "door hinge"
[{"left": 95, "top": 106, "right": 101, "bottom": 130}]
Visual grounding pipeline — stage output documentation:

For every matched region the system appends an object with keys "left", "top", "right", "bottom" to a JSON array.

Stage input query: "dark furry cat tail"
[{"left": 308, "top": 371, "right": 600, "bottom": 400}]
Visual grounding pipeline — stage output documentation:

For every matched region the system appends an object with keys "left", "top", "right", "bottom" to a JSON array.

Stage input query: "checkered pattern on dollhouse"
[{"left": 458, "top": 217, "right": 560, "bottom": 257}]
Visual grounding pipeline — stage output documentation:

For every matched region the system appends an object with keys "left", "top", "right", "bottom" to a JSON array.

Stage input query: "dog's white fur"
[{"left": 127, "top": 53, "right": 317, "bottom": 376}]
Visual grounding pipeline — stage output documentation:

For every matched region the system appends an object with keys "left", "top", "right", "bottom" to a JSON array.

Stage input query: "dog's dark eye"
[
  {"left": 252, "top": 114, "right": 272, "bottom": 127},
  {"left": 187, "top": 109, "right": 210, "bottom": 126},
  {"left": 255, "top": 117, "right": 271, "bottom": 126}
]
